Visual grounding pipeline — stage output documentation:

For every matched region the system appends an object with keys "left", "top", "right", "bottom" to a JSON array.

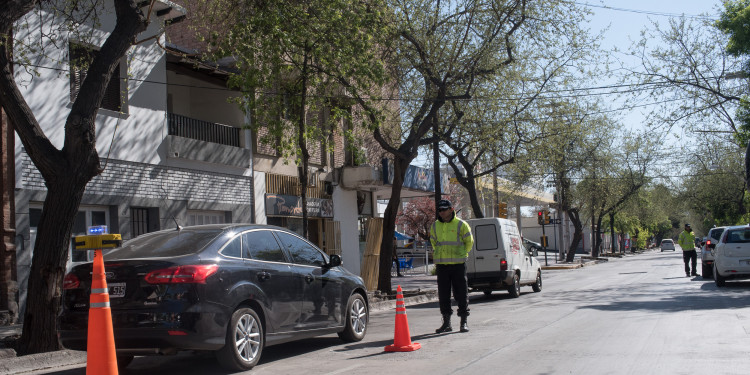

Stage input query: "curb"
[
  {"left": 369, "top": 290, "right": 438, "bottom": 312},
  {"left": 0, "top": 350, "right": 86, "bottom": 375}
]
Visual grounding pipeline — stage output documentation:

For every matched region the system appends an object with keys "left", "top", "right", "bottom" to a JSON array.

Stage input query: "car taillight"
[
  {"left": 145, "top": 265, "right": 219, "bottom": 284},
  {"left": 500, "top": 258, "right": 508, "bottom": 271},
  {"left": 706, "top": 240, "right": 711, "bottom": 246},
  {"left": 63, "top": 273, "right": 80, "bottom": 289}
]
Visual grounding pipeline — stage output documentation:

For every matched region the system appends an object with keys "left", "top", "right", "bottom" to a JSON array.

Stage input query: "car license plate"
[{"left": 108, "top": 282, "right": 126, "bottom": 298}]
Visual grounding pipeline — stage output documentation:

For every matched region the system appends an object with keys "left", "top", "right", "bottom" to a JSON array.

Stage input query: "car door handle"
[
  {"left": 257, "top": 272, "right": 271, "bottom": 281},
  {"left": 476, "top": 256, "right": 484, "bottom": 259},
  {"left": 305, "top": 274, "right": 314, "bottom": 284}
]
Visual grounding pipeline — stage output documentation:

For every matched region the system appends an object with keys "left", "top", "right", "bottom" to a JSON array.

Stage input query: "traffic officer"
[
  {"left": 430, "top": 199, "right": 473, "bottom": 333},
  {"left": 678, "top": 223, "right": 698, "bottom": 277}
]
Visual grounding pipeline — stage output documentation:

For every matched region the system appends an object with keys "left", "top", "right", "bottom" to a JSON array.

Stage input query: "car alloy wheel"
[
  {"left": 338, "top": 293, "right": 368, "bottom": 342},
  {"left": 217, "top": 307, "right": 263, "bottom": 371}
]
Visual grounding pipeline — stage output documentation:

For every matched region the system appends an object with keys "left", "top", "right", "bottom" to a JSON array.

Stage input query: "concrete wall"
[{"left": 333, "top": 187, "right": 360, "bottom": 275}]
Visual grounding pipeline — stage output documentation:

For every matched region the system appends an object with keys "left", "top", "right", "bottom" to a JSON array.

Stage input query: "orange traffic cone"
[
  {"left": 384, "top": 285, "right": 421, "bottom": 352},
  {"left": 87, "top": 249, "right": 119, "bottom": 375}
]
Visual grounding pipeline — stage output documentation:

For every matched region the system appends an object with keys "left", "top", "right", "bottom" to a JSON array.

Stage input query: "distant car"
[
  {"left": 60, "top": 224, "right": 369, "bottom": 371},
  {"left": 523, "top": 238, "right": 543, "bottom": 254},
  {"left": 660, "top": 239, "right": 676, "bottom": 251},
  {"left": 712, "top": 225, "right": 750, "bottom": 286},
  {"left": 701, "top": 227, "right": 726, "bottom": 279}
]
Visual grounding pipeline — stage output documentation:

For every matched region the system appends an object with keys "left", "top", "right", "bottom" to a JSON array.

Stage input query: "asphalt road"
[{"left": 31, "top": 249, "right": 750, "bottom": 375}]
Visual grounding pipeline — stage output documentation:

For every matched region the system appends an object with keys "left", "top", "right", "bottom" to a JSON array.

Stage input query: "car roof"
[
  {"left": 143, "top": 223, "right": 298, "bottom": 237},
  {"left": 721, "top": 224, "right": 750, "bottom": 231}
]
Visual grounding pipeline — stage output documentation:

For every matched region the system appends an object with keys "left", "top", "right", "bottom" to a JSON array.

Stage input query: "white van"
[{"left": 466, "top": 218, "right": 542, "bottom": 298}]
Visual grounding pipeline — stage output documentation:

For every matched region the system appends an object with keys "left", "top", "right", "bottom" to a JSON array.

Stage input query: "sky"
[
  {"left": 414, "top": 1, "right": 727, "bottom": 169},
  {"left": 581, "top": 0, "right": 725, "bottom": 130}
]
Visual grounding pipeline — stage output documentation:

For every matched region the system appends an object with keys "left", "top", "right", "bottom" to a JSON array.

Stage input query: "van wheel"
[
  {"left": 702, "top": 264, "right": 713, "bottom": 279},
  {"left": 532, "top": 271, "right": 542, "bottom": 292},
  {"left": 216, "top": 307, "right": 264, "bottom": 371},
  {"left": 507, "top": 273, "right": 521, "bottom": 298}
]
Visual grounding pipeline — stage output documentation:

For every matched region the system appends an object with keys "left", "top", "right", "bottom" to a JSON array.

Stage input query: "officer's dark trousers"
[
  {"left": 683, "top": 249, "right": 697, "bottom": 275},
  {"left": 436, "top": 263, "right": 470, "bottom": 317}
]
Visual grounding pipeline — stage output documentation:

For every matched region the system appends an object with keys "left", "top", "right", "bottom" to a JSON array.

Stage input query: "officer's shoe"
[
  {"left": 459, "top": 317, "right": 469, "bottom": 333},
  {"left": 436, "top": 315, "right": 452, "bottom": 333}
]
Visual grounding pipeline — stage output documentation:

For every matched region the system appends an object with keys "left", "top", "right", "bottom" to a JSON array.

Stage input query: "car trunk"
[{"left": 63, "top": 259, "right": 189, "bottom": 311}]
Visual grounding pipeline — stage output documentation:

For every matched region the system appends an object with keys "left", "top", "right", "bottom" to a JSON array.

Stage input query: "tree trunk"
[
  {"left": 297, "top": 50, "right": 311, "bottom": 239},
  {"left": 593, "top": 214, "right": 604, "bottom": 258},
  {"left": 465, "top": 174, "right": 483, "bottom": 219},
  {"left": 609, "top": 212, "right": 616, "bottom": 254},
  {"left": 1, "top": 104, "right": 18, "bottom": 325},
  {"left": 565, "top": 208, "right": 583, "bottom": 263},
  {"left": 378, "top": 158, "right": 410, "bottom": 294},
  {"left": 18, "top": 178, "right": 89, "bottom": 354}
]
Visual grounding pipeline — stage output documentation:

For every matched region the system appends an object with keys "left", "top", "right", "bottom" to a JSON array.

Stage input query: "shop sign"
[{"left": 265, "top": 194, "right": 333, "bottom": 218}]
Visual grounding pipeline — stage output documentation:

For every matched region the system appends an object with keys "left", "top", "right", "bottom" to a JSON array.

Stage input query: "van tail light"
[
  {"left": 500, "top": 258, "right": 508, "bottom": 271},
  {"left": 63, "top": 273, "right": 80, "bottom": 289},
  {"left": 145, "top": 265, "right": 219, "bottom": 284}
]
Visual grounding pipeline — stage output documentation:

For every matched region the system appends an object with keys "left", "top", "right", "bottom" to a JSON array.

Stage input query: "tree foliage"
[{"left": 197, "top": 0, "right": 391, "bottom": 239}]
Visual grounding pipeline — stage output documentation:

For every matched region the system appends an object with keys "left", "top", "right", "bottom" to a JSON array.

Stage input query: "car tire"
[
  {"left": 532, "top": 271, "right": 542, "bottom": 293},
  {"left": 714, "top": 265, "right": 726, "bottom": 287},
  {"left": 338, "top": 293, "right": 368, "bottom": 342},
  {"left": 507, "top": 273, "right": 521, "bottom": 298},
  {"left": 216, "top": 307, "right": 264, "bottom": 371},
  {"left": 702, "top": 264, "right": 713, "bottom": 279},
  {"left": 116, "top": 355, "right": 134, "bottom": 370}
]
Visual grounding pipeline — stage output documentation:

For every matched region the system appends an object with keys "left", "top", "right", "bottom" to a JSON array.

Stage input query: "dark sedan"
[{"left": 60, "top": 224, "right": 369, "bottom": 371}]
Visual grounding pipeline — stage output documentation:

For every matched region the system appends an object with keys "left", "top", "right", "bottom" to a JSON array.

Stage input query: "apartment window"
[
  {"left": 69, "top": 42, "right": 124, "bottom": 112},
  {"left": 131, "top": 208, "right": 149, "bottom": 238},
  {"left": 187, "top": 210, "right": 228, "bottom": 226}
]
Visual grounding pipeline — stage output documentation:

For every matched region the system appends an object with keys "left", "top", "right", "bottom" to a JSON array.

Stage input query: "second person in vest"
[{"left": 430, "top": 199, "right": 474, "bottom": 333}]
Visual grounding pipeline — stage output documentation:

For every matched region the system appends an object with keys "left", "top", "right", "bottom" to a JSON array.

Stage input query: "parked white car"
[
  {"left": 660, "top": 239, "right": 676, "bottom": 252},
  {"left": 711, "top": 225, "right": 750, "bottom": 286},
  {"left": 701, "top": 226, "right": 726, "bottom": 279},
  {"left": 465, "top": 217, "right": 542, "bottom": 298}
]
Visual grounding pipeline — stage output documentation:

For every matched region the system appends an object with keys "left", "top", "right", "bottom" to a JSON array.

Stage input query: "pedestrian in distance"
[
  {"left": 393, "top": 238, "right": 403, "bottom": 277},
  {"left": 429, "top": 199, "right": 474, "bottom": 333},
  {"left": 678, "top": 223, "right": 698, "bottom": 277}
]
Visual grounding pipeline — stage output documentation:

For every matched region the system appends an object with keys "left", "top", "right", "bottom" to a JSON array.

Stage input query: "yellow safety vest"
[
  {"left": 430, "top": 216, "right": 473, "bottom": 264},
  {"left": 678, "top": 230, "right": 696, "bottom": 251}
]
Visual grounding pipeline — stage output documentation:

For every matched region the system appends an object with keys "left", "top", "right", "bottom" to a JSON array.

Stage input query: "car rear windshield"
[
  {"left": 710, "top": 228, "right": 725, "bottom": 241},
  {"left": 105, "top": 228, "right": 223, "bottom": 259},
  {"left": 725, "top": 229, "right": 750, "bottom": 244}
]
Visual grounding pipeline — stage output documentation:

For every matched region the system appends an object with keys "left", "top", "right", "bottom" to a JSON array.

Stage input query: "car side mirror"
[
  {"left": 327, "top": 254, "right": 342, "bottom": 268},
  {"left": 530, "top": 248, "right": 538, "bottom": 257}
]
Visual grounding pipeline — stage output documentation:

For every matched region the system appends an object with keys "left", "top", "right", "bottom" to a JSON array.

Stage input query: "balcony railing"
[{"left": 168, "top": 113, "right": 240, "bottom": 147}]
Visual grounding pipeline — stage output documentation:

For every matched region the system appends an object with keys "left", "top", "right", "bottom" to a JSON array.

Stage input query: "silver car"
[
  {"left": 712, "top": 225, "right": 750, "bottom": 286},
  {"left": 660, "top": 239, "right": 675, "bottom": 251},
  {"left": 701, "top": 227, "right": 726, "bottom": 279}
]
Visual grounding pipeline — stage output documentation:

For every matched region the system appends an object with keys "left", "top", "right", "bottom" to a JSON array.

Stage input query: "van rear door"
[{"left": 471, "top": 222, "right": 504, "bottom": 277}]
